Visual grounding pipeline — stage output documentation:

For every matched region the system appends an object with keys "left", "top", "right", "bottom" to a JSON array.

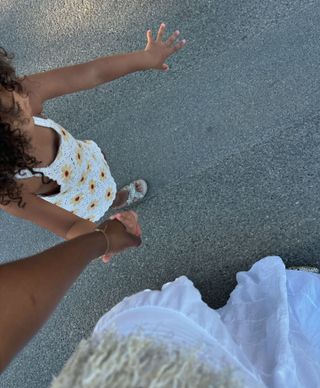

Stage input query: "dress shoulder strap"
[
  {"left": 33, "top": 116, "right": 51, "bottom": 127},
  {"left": 15, "top": 116, "right": 58, "bottom": 180},
  {"left": 33, "top": 116, "right": 61, "bottom": 134}
]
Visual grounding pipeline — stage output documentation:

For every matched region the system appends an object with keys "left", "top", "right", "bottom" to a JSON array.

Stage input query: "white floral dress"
[{"left": 15, "top": 116, "right": 117, "bottom": 222}]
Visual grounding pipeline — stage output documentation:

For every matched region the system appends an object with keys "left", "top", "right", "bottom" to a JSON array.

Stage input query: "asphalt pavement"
[{"left": 1, "top": 0, "right": 320, "bottom": 386}]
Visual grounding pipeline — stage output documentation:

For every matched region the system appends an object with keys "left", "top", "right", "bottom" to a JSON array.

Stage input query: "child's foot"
[{"left": 111, "top": 179, "right": 148, "bottom": 209}]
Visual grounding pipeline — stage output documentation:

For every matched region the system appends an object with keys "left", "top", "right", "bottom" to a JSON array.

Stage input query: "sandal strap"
[
  {"left": 127, "top": 182, "right": 144, "bottom": 203},
  {"left": 127, "top": 183, "right": 136, "bottom": 203},
  {"left": 115, "top": 180, "right": 148, "bottom": 209}
]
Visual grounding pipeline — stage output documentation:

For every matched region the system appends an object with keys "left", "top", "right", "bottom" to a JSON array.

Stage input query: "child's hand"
[{"left": 143, "top": 23, "right": 186, "bottom": 71}]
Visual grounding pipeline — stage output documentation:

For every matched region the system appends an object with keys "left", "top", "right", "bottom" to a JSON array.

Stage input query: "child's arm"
[
  {"left": 0, "top": 190, "right": 97, "bottom": 240},
  {"left": 22, "top": 24, "right": 185, "bottom": 106}
]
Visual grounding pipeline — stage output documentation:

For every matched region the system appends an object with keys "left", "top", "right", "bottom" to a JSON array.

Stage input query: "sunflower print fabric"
[{"left": 16, "top": 116, "right": 117, "bottom": 222}]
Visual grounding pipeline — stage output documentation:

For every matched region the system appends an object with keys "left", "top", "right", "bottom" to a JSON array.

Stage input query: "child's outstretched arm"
[{"left": 23, "top": 24, "right": 185, "bottom": 105}]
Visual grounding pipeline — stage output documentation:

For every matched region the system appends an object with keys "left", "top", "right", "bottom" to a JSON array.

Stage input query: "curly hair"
[{"left": 0, "top": 48, "right": 43, "bottom": 207}]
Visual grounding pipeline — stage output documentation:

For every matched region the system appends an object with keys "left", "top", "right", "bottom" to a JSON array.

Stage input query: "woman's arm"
[
  {"left": 22, "top": 24, "right": 185, "bottom": 104},
  {"left": 0, "top": 213, "right": 141, "bottom": 372}
]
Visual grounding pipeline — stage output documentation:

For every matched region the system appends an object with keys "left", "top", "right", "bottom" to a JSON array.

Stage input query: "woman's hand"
[
  {"left": 97, "top": 211, "right": 142, "bottom": 262},
  {"left": 143, "top": 23, "right": 186, "bottom": 71}
]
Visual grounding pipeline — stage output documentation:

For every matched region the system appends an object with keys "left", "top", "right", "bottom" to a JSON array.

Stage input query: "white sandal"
[{"left": 115, "top": 179, "right": 148, "bottom": 209}]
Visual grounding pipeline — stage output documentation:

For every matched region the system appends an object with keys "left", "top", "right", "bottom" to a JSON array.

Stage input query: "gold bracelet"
[{"left": 95, "top": 227, "right": 110, "bottom": 255}]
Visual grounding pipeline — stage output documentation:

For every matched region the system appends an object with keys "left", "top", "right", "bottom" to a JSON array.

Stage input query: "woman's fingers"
[
  {"left": 126, "top": 232, "right": 142, "bottom": 248},
  {"left": 156, "top": 23, "right": 166, "bottom": 41},
  {"left": 102, "top": 231, "right": 141, "bottom": 263}
]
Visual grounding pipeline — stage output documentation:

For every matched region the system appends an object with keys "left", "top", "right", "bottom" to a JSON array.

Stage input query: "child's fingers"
[
  {"left": 146, "top": 29, "right": 153, "bottom": 44},
  {"left": 111, "top": 211, "right": 136, "bottom": 225},
  {"left": 166, "top": 30, "right": 180, "bottom": 47},
  {"left": 156, "top": 23, "right": 166, "bottom": 41},
  {"left": 170, "top": 39, "right": 186, "bottom": 54}
]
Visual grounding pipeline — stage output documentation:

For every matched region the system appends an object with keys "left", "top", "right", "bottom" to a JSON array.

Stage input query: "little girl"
[{"left": 0, "top": 24, "right": 185, "bottom": 242}]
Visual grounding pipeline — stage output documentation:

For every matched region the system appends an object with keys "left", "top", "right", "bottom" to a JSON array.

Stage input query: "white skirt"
[{"left": 93, "top": 256, "right": 320, "bottom": 388}]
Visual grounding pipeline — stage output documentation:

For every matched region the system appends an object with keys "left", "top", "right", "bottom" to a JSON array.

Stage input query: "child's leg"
[{"left": 112, "top": 190, "right": 129, "bottom": 208}]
